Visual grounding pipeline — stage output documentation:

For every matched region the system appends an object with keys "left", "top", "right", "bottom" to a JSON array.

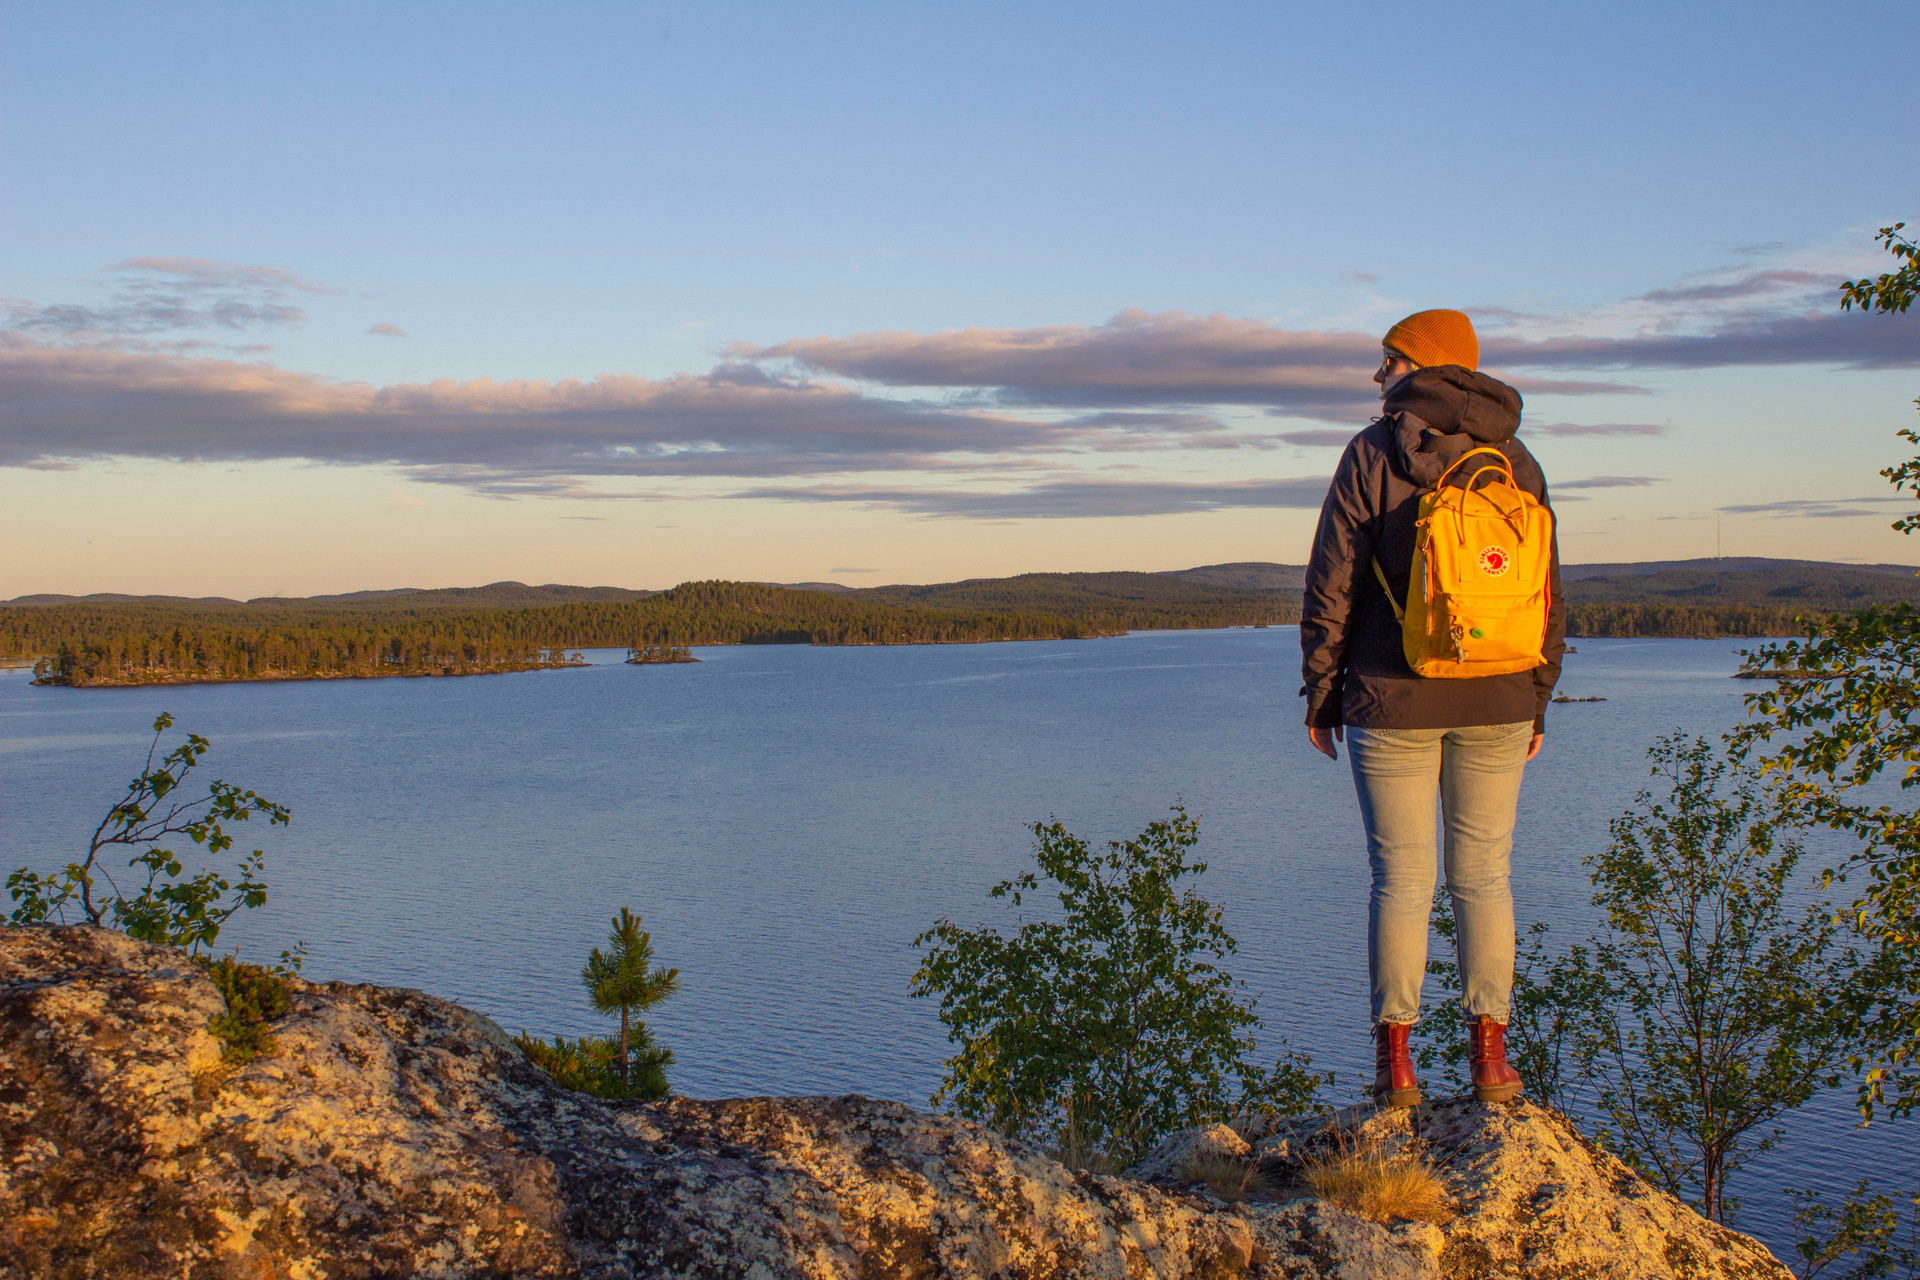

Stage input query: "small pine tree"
[{"left": 582, "top": 907, "right": 679, "bottom": 1087}]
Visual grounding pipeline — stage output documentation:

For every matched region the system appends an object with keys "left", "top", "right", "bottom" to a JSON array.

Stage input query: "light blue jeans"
[{"left": 1346, "top": 722, "right": 1533, "bottom": 1026}]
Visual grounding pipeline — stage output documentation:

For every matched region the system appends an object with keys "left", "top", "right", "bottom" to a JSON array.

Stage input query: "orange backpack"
[{"left": 1372, "top": 446, "right": 1553, "bottom": 678}]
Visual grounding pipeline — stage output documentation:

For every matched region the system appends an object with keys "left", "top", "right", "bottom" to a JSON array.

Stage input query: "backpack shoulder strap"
[{"left": 1371, "top": 558, "right": 1405, "bottom": 622}]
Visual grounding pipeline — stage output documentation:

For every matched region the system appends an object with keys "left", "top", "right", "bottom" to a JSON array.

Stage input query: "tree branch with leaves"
[
  {"left": 7, "top": 712, "right": 290, "bottom": 953},
  {"left": 1733, "top": 218, "right": 1920, "bottom": 1120}
]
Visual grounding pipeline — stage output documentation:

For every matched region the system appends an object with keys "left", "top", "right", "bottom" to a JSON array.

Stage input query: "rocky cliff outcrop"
[{"left": 1, "top": 926, "right": 1791, "bottom": 1279}]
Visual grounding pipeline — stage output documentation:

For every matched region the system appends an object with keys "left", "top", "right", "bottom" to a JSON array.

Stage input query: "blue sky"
[{"left": 3, "top": 1, "right": 1917, "bottom": 595}]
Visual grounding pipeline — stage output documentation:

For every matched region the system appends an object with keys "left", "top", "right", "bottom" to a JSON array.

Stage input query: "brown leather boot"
[
  {"left": 1469, "top": 1016, "right": 1522, "bottom": 1103},
  {"left": 1372, "top": 1022, "right": 1421, "bottom": 1108}
]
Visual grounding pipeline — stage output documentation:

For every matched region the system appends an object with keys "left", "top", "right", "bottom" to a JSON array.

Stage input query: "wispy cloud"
[
  {"left": 1528, "top": 422, "right": 1667, "bottom": 438},
  {"left": 1480, "top": 249, "right": 1917, "bottom": 371},
  {"left": 731, "top": 476, "right": 1332, "bottom": 519},
  {"left": 1053, "top": 409, "right": 1258, "bottom": 450},
  {"left": 1633, "top": 269, "right": 1831, "bottom": 306},
  {"left": 739, "top": 287, "right": 1909, "bottom": 426},
  {"left": 107, "top": 257, "right": 341, "bottom": 296},
  {"left": 739, "top": 310, "right": 1431, "bottom": 419},
  {"left": 0, "top": 337, "right": 1234, "bottom": 491},
  {"left": 4, "top": 258, "right": 338, "bottom": 342},
  {"left": 3, "top": 245, "right": 1907, "bottom": 520},
  {"left": 1719, "top": 495, "right": 1912, "bottom": 519},
  {"left": 11, "top": 298, "right": 305, "bottom": 336},
  {"left": 1486, "top": 314, "right": 1917, "bottom": 372},
  {"left": 1273, "top": 429, "right": 1354, "bottom": 448},
  {"left": 1557, "top": 476, "right": 1662, "bottom": 489}
]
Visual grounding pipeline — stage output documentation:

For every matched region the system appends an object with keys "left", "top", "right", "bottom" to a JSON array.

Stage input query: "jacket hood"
[{"left": 1381, "top": 366, "right": 1524, "bottom": 486}]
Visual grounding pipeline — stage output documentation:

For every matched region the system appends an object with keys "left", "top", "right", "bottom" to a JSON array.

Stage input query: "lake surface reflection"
[{"left": 2, "top": 629, "right": 1907, "bottom": 1256}]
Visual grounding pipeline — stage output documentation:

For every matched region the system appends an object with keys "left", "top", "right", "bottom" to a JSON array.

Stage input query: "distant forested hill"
[
  {"left": 1158, "top": 557, "right": 1919, "bottom": 636},
  {"left": 851, "top": 556, "right": 1918, "bottom": 636},
  {"left": 1557, "top": 559, "right": 1919, "bottom": 638},
  {"left": 1153, "top": 558, "right": 1920, "bottom": 607},
  {"left": 6, "top": 558, "right": 1915, "bottom": 687},
  {"left": 0, "top": 580, "right": 1259, "bottom": 688},
  {"left": 1152, "top": 557, "right": 1919, "bottom": 637},
  {"left": 1165, "top": 562, "right": 1309, "bottom": 592},
  {"left": 1560, "top": 560, "right": 1920, "bottom": 608},
  {"left": 1557, "top": 557, "right": 1920, "bottom": 583},
  {"left": 6, "top": 581, "right": 656, "bottom": 613},
  {"left": 850, "top": 571, "right": 1278, "bottom": 629}
]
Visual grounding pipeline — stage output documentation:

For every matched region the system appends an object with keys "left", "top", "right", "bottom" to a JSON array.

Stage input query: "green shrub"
[
  {"left": 513, "top": 1030, "right": 671, "bottom": 1101},
  {"left": 205, "top": 955, "right": 291, "bottom": 1064},
  {"left": 912, "top": 805, "right": 1325, "bottom": 1168}
]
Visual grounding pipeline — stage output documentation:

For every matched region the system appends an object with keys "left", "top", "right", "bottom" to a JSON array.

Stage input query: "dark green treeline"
[
  {"left": 3, "top": 580, "right": 1278, "bottom": 687},
  {"left": 0, "top": 572, "right": 1849, "bottom": 688},
  {"left": 1564, "top": 601, "right": 1819, "bottom": 638}
]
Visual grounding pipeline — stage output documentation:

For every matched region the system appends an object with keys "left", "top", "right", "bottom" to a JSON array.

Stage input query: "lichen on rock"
[{"left": 1, "top": 926, "right": 1792, "bottom": 1278}]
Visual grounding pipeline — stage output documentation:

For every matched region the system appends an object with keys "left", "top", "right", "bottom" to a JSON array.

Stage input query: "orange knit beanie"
[{"left": 1383, "top": 309, "right": 1479, "bottom": 370}]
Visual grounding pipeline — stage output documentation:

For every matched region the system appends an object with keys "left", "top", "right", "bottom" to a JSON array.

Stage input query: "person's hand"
[
  {"left": 1309, "top": 725, "right": 1343, "bottom": 761},
  {"left": 1526, "top": 732, "right": 1544, "bottom": 761}
]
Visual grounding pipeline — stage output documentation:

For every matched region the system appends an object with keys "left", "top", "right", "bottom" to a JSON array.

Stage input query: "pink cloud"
[
  {"left": 0, "top": 336, "right": 1231, "bottom": 489},
  {"left": 739, "top": 309, "right": 1649, "bottom": 417},
  {"left": 106, "top": 257, "right": 342, "bottom": 296}
]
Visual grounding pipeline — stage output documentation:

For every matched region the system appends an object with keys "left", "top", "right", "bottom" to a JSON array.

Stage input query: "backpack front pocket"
[{"left": 1415, "top": 588, "right": 1547, "bottom": 674}]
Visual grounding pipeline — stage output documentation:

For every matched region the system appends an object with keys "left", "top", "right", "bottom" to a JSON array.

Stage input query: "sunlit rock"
[{"left": 1, "top": 926, "right": 1791, "bottom": 1278}]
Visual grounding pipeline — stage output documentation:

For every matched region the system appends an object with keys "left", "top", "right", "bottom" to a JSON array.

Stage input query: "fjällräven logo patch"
[{"left": 1479, "top": 545, "right": 1512, "bottom": 576}]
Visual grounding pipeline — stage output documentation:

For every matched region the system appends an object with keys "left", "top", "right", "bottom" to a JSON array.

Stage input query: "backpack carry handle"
[
  {"left": 1461, "top": 464, "right": 1527, "bottom": 518},
  {"left": 1437, "top": 448, "right": 1525, "bottom": 543},
  {"left": 1461, "top": 463, "right": 1519, "bottom": 496},
  {"left": 1434, "top": 446, "right": 1515, "bottom": 491}
]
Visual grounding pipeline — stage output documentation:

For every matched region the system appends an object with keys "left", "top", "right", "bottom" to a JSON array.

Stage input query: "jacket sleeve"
[
  {"left": 1531, "top": 477, "right": 1566, "bottom": 732},
  {"left": 1300, "top": 439, "right": 1376, "bottom": 728}
]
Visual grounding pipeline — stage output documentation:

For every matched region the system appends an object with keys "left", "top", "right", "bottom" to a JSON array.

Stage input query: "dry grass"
[
  {"left": 1050, "top": 1112, "right": 1115, "bottom": 1175},
  {"left": 189, "top": 1062, "right": 233, "bottom": 1101},
  {"left": 1177, "top": 1154, "right": 1269, "bottom": 1202},
  {"left": 1301, "top": 1131, "right": 1455, "bottom": 1225}
]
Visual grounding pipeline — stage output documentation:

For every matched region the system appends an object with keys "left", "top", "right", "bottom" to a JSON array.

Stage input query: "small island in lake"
[
  {"left": 25, "top": 652, "right": 585, "bottom": 688},
  {"left": 1552, "top": 694, "right": 1607, "bottom": 703},
  {"left": 627, "top": 644, "right": 698, "bottom": 665},
  {"left": 1732, "top": 663, "right": 1831, "bottom": 680}
]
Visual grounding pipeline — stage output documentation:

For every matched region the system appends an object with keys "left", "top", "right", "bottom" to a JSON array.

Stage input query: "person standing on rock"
[{"left": 1299, "top": 309, "right": 1564, "bottom": 1108}]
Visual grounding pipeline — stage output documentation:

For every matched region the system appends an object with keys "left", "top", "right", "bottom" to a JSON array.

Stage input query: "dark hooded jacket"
[{"left": 1299, "top": 366, "right": 1565, "bottom": 732}]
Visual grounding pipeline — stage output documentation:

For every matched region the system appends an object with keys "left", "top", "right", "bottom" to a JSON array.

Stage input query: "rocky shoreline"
[{"left": 1, "top": 925, "right": 1792, "bottom": 1279}]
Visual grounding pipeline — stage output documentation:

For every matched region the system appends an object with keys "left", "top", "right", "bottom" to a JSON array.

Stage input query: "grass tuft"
[
  {"left": 1050, "top": 1110, "right": 1115, "bottom": 1174},
  {"left": 1178, "top": 1153, "right": 1268, "bottom": 1202},
  {"left": 1301, "top": 1129, "right": 1455, "bottom": 1225}
]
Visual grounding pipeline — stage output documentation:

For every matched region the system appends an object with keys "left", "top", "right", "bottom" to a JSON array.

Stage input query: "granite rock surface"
[{"left": 1, "top": 926, "right": 1791, "bottom": 1279}]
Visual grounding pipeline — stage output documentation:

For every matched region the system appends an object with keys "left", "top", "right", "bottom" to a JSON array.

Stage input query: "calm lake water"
[{"left": 2, "top": 629, "right": 1909, "bottom": 1256}]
